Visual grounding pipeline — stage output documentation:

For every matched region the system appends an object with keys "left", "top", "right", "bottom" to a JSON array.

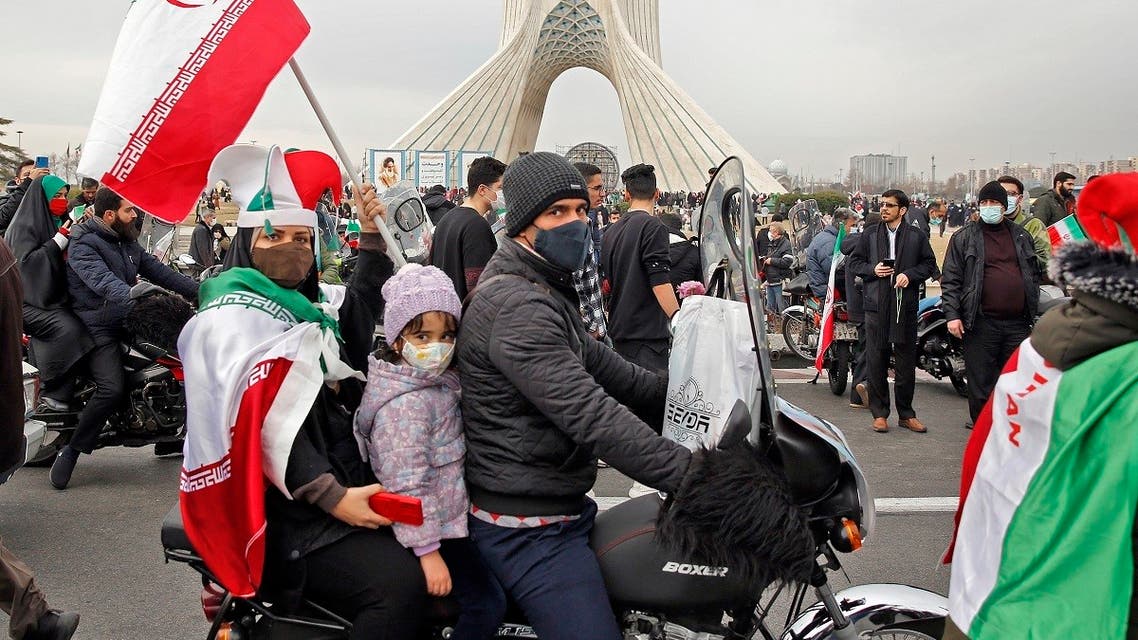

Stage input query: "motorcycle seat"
[
  {"left": 784, "top": 273, "right": 811, "bottom": 295},
  {"left": 918, "top": 296, "right": 940, "bottom": 315},
  {"left": 161, "top": 503, "right": 194, "bottom": 554},
  {"left": 1037, "top": 294, "right": 1070, "bottom": 315}
]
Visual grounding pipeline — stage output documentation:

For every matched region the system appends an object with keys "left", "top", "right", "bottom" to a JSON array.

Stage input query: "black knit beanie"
[
  {"left": 977, "top": 181, "right": 1008, "bottom": 208},
  {"left": 503, "top": 152, "right": 590, "bottom": 237}
]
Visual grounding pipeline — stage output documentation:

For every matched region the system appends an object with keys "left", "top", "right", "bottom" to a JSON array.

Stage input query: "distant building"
[{"left": 849, "top": 154, "right": 907, "bottom": 191}]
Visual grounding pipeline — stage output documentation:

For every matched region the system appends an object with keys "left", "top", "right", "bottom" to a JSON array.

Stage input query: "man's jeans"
[{"left": 468, "top": 500, "right": 621, "bottom": 640}]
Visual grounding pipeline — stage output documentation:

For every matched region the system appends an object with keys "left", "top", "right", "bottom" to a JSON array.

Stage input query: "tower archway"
[{"left": 391, "top": 0, "right": 784, "bottom": 194}]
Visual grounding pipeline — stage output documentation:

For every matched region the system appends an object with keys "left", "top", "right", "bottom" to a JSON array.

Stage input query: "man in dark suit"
[{"left": 848, "top": 189, "right": 937, "bottom": 434}]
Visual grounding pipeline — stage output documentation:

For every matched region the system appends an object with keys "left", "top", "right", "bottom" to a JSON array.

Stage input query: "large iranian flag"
[
  {"left": 945, "top": 338, "right": 1138, "bottom": 639},
  {"left": 78, "top": 0, "right": 309, "bottom": 223}
]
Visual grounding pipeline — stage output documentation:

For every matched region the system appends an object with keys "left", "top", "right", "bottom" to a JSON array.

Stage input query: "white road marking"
[{"left": 593, "top": 495, "right": 959, "bottom": 514}]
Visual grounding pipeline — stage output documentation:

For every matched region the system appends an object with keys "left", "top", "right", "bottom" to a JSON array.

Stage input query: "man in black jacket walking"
[
  {"left": 848, "top": 189, "right": 937, "bottom": 434},
  {"left": 941, "top": 181, "right": 1040, "bottom": 425},
  {"left": 50, "top": 188, "right": 199, "bottom": 489},
  {"left": 457, "top": 152, "right": 691, "bottom": 640}
]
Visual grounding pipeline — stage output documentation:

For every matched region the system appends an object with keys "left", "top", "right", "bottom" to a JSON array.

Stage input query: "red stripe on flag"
[
  {"left": 943, "top": 346, "right": 1022, "bottom": 563},
  {"left": 101, "top": 0, "right": 309, "bottom": 223},
  {"left": 181, "top": 357, "right": 293, "bottom": 597}
]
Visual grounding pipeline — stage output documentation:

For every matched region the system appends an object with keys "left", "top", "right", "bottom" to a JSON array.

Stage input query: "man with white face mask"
[{"left": 941, "top": 181, "right": 1041, "bottom": 426}]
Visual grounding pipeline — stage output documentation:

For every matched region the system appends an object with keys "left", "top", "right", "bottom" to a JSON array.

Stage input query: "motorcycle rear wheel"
[
  {"left": 781, "top": 310, "right": 817, "bottom": 361},
  {"left": 827, "top": 344, "right": 850, "bottom": 396},
  {"left": 949, "top": 372, "right": 968, "bottom": 398}
]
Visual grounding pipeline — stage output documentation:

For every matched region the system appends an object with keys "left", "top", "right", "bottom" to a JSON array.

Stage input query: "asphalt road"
[{"left": 0, "top": 354, "right": 971, "bottom": 638}]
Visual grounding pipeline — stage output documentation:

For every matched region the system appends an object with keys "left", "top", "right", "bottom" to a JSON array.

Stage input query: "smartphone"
[
  {"left": 34, "top": 156, "right": 49, "bottom": 169},
  {"left": 882, "top": 258, "right": 895, "bottom": 269},
  {"left": 368, "top": 492, "right": 424, "bottom": 526}
]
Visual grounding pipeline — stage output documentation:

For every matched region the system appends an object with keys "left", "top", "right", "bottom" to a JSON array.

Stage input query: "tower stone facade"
[{"left": 391, "top": 0, "right": 784, "bottom": 194}]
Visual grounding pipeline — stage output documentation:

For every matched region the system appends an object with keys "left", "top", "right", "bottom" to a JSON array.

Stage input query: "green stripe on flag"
[{"left": 970, "top": 341, "right": 1138, "bottom": 639}]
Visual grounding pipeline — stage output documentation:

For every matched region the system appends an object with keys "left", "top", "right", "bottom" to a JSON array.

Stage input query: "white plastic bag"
[{"left": 663, "top": 296, "right": 761, "bottom": 451}]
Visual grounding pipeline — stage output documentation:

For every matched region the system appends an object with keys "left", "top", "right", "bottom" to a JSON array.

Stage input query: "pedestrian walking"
[{"left": 1032, "top": 171, "right": 1078, "bottom": 227}]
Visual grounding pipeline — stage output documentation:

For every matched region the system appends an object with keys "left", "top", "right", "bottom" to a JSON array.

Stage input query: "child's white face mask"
[{"left": 401, "top": 341, "right": 455, "bottom": 376}]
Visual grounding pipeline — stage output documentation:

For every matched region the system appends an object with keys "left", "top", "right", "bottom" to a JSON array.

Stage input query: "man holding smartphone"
[
  {"left": 848, "top": 189, "right": 937, "bottom": 434},
  {"left": 0, "top": 160, "right": 48, "bottom": 237}
]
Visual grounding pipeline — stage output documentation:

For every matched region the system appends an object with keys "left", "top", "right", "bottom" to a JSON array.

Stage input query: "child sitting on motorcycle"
[{"left": 355, "top": 264, "right": 506, "bottom": 640}]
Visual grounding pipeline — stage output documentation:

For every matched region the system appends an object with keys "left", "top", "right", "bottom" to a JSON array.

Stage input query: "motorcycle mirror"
[{"left": 717, "top": 400, "right": 752, "bottom": 450}]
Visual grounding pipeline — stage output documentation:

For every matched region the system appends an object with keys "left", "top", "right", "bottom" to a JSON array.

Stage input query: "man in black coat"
[
  {"left": 848, "top": 189, "right": 937, "bottom": 433},
  {"left": 188, "top": 209, "right": 217, "bottom": 269},
  {"left": 0, "top": 160, "right": 42, "bottom": 237},
  {"left": 457, "top": 152, "right": 691, "bottom": 639},
  {"left": 941, "top": 181, "right": 1040, "bottom": 426},
  {"left": 841, "top": 211, "right": 879, "bottom": 408},
  {"left": 50, "top": 188, "right": 198, "bottom": 489},
  {"left": 659, "top": 212, "right": 701, "bottom": 288},
  {"left": 421, "top": 184, "right": 455, "bottom": 225}
]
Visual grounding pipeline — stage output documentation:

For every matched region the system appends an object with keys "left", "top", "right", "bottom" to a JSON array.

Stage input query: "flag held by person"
[
  {"left": 78, "top": 0, "right": 309, "bottom": 223},
  {"left": 1046, "top": 214, "right": 1087, "bottom": 250},
  {"left": 813, "top": 224, "right": 846, "bottom": 372}
]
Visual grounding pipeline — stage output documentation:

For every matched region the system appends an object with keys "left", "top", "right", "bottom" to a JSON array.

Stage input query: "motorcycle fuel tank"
[{"left": 591, "top": 494, "right": 754, "bottom": 611}]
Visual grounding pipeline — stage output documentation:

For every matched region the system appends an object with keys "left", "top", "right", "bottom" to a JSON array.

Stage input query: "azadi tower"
[{"left": 391, "top": 0, "right": 784, "bottom": 194}]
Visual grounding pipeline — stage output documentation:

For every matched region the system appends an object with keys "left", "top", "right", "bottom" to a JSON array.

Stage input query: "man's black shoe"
[
  {"left": 964, "top": 421, "right": 974, "bottom": 430},
  {"left": 26, "top": 610, "right": 80, "bottom": 640},
  {"left": 49, "top": 446, "right": 79, "bottom": 490}
]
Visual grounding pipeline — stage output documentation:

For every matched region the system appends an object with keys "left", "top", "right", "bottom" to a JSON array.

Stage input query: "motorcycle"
[
  {"left": 914, "top": 296, "right": 968, "bottom": 397},
  {"left": 914, "top": 285, "right": 1071, "bottom": 399},
  {"left": 162, "top": 157, "right": 947, "bottom": 640},
  {"left": 779, "top": 275, "right": 859, "bottom": 396},
  {"left": 22, "top": 285, "right": 194, "bottom": 464}
]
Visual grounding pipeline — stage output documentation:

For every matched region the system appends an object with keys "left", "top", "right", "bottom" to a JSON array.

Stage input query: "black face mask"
[{"left": 533, "top": 220, "right": 590, "bottom": 272}]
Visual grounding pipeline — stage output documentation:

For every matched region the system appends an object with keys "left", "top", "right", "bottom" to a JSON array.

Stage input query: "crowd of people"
[{"left": 0, "top": 143, "right": 1134, "bottom": 640}]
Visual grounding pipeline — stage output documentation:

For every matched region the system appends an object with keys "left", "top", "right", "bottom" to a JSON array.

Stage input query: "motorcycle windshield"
[
  {"left": 698, "top": 157, "right": 778, "bottom": 435},
  {"left": 379, "top": 181, "right": 434, "bottom": 263},
  {"left": 787, "top": 199, "right": 821, "bottom": 267}
]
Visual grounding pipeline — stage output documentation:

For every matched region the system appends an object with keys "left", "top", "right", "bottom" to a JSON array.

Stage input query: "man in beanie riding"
[
  {"left": 456, "top": 151, "right": 692, "bottom": 640},
  {"left": 941, "top": 180, "right": 1040, "bottom": 427}
]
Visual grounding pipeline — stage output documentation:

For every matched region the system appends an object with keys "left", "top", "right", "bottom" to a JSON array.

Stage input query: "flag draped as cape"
[
  {"left": 177, "top": 268, "right": 361, "bottom": 597},
  {"left": 945, "top": 337, "right": 1138, "bottom": 639}
]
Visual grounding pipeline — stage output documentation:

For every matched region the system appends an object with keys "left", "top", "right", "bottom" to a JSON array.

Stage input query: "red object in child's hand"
[{"left": 368, "top": 492, "right": 424, "bottom": 526}]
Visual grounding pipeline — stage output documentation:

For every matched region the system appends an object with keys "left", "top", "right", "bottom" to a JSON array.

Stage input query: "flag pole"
[{"left": 287, "top": 57, "right": 406, "bottom": 267}]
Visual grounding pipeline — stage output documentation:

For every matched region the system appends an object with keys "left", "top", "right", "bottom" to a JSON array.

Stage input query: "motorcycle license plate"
[{"left": 833, "top": 323, "right": 858, "bottom": 342}]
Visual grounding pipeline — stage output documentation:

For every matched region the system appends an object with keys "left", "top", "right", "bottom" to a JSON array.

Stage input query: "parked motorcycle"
[
  {"left": 22, "top": 285, "right": 194, "bottom": 464},
  {"left": 914, "top": 285, "right": 1071, "bottom": 399},
  {"left": 780, "top": 274, "right": 859, "bottom": 395}
]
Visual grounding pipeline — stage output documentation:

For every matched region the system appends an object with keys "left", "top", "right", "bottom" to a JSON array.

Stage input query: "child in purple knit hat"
[{"left": 354, "top": 263, "right": 505, "bottom": 638}]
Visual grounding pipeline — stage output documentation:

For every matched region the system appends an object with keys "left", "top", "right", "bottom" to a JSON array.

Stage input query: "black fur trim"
[
  {"left": 123, "top": 293, "right": 195, "bottom": 355},
  {"left": 1050, "top": 242, "right": 1138, "bottom": 311},
  {"left": 656, "top": 443, "right": 815, "bottom": 592}
]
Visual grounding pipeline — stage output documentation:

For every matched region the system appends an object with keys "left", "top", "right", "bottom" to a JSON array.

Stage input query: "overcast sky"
[{"left": 4, "top": 0, "right": 1137, "bottom": 182}]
